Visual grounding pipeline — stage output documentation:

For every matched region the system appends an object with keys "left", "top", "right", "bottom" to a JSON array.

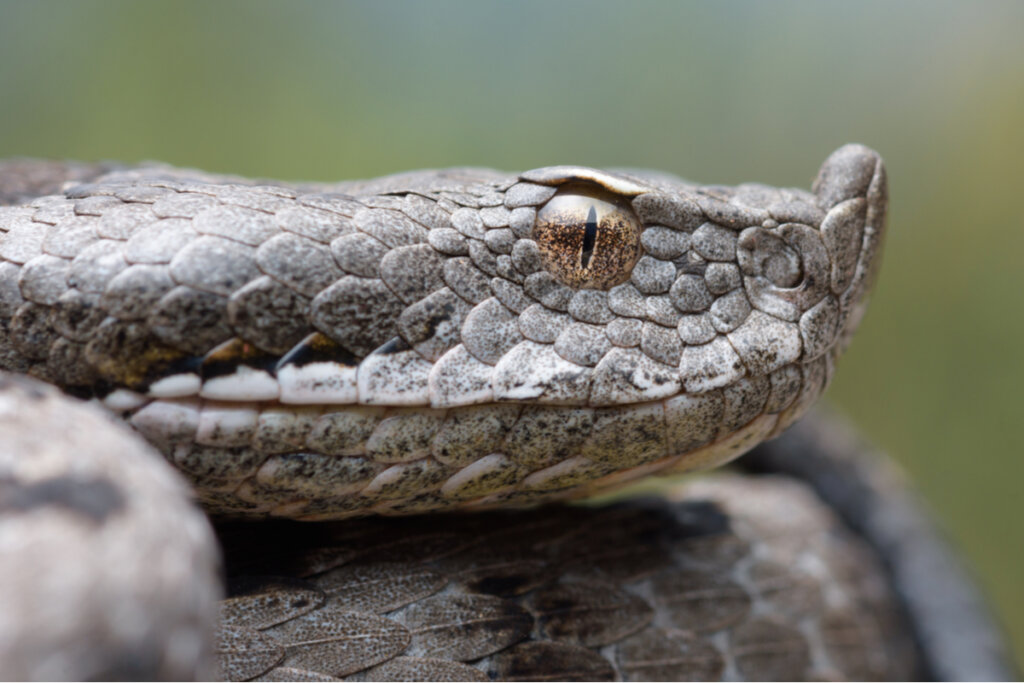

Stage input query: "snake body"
[{"left": 0, "top": 148, "right": 1010, "bottom": 680}]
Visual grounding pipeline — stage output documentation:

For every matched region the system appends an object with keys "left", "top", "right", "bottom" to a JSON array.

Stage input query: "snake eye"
[{"left": 533, "top": 185, "right": 642, "bottom": 289}]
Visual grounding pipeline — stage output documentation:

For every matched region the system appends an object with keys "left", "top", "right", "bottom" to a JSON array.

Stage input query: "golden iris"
[{"left": 533, "top": 185, "right": 642, "bottom": 289}]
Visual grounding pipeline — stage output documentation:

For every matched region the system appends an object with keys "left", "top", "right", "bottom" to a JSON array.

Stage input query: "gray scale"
[
  {"left": 0, "top": 145, "right": 887, "bottom": 518},
  {"left": 52, "top": 290, "right": 106, "bottom": 343}
]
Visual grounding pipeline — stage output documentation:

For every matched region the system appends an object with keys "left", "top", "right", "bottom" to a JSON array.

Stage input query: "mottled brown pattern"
[{"left": 533, "top": 185, "right": 642, "bottom": 290}]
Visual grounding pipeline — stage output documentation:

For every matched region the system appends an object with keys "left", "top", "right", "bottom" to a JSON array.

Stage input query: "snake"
[{"left": 0, "top": 147, "right": 1011, "bottom": 680}]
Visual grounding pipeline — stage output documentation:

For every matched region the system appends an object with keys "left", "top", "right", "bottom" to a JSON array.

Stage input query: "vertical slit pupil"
[{"left": 580, "top": 205, "right": 598, "bottom": 269}]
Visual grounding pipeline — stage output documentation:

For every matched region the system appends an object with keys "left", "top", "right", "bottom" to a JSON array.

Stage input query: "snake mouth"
[
  {"left": 126, "top": 389, "right": 788, "bottom": 521},
  {"left": 78, "top": 147, "right": 883, "bottom": 420}
]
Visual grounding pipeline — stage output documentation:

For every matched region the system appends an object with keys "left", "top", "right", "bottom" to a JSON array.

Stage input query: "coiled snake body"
[{"left": 0, "top": 148, "right": 1010, "bottom": 680}]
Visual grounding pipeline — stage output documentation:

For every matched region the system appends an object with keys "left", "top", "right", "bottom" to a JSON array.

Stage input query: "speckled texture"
[
  {"left": 0, "top": 146, "right": 886, "bottom": 518},
  {"left": 0, "top": 155, "right": 1014, "bottom": 683}
]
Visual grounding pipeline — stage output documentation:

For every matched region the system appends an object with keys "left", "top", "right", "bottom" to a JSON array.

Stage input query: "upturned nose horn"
[{"left": 813, "top": 144, "right": 887, "bottom": 212}]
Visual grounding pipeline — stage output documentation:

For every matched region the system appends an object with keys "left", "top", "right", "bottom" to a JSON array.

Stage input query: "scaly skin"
[
  {"left": 20, "top": 148, "right": 1016, "bottom": 681},
  {"left": 0, "top": 146, "right": 885, "bottom": 522},
  {"left": 0, "top": 149, "right": 1014, "bottom": 681},
  {"left": 4, "top": 372, "right": 1014, "bottom": 680}
]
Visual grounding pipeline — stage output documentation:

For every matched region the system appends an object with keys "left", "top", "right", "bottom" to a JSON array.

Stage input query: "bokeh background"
[{"left": 2, "top": 0, "right": 1021, "bottom": 666}]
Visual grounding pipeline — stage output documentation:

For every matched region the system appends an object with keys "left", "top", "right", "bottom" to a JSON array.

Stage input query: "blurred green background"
[{"left": 2, "top": 0, "right": 1021, "bottom": 666}]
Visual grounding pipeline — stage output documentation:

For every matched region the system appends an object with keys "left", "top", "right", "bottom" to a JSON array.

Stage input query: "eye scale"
[{"left": 533, "top": 185, "right": 642, "bottom": 290}]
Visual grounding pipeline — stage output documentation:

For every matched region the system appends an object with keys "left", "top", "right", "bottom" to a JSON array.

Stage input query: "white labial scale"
[
  {"left": 101, "top": 389, "right": 148, "bottom": 412},
  {"left": 195, "top": 403, "right": 260, "bottom": 447},
  {"left": 148, "top": 373, "right": 201, "bottom": 398},
  {"left": 427, "top": 344, "right": 495, "bottom": 408},
  {"left": 357, "top": 347, "right": 432, "bottom": 406},
  {"left": 277, "top": 361, "right": 358, "bottom": 404},
  {"left": 129, "top": 398, "right": 200, "bottom": 449},
  {"left": 492, "top": 341, "right": 592, "bottom": 404},
  {"left": 200, "top": 367, "right": 280, "bottom": 402},
  {"left": 590, "top": 347, "right": 681, "bottom": 405},
  {"left": 678, "top": 336, "right": 746, "bottom": 393}
]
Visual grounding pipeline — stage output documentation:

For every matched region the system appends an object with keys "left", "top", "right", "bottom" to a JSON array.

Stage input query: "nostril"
[
  {"left": 764, "top": 248, "right": 802, "bottom": 288},
  {"left": 737, "top": 227, "right": 803, "bottom": 288}
]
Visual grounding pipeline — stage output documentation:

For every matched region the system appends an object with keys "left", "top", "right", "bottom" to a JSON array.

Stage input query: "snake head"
[
  {"left": 0, "top": 146, "right": 886, "bottom": 517},
  {"left": 469, "top": 144, "right": 887, "bottom": 408}
]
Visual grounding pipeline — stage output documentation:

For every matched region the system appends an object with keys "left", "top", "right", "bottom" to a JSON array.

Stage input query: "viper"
[{"left": 0, "top": 147, "right": 1010, "bottom": 680}]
